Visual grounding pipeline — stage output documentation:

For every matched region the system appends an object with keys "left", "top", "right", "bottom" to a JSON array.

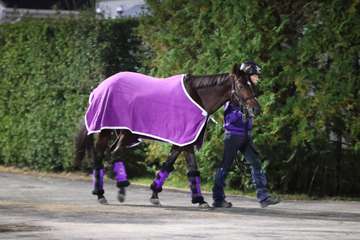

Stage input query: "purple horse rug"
[{"left": 85, "top": 72, "right": 208, "bottom": 146}]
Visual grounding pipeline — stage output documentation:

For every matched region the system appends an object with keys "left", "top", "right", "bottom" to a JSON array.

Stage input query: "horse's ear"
[{"left": 232, "top": 63, "right": 240, "bottom": 76}]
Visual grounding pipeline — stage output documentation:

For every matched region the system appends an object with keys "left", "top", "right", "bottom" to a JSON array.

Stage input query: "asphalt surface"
[{"left": 0, "top": 172, "right": 359, "bottom": 240}]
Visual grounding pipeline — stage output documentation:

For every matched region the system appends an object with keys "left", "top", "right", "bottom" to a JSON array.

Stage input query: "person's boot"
[
  {"left": 212, "top": 200, "right": 232, "bottom": 208},
  {"left": 260, "top": 196, "right": 281, "bottom": 208}
]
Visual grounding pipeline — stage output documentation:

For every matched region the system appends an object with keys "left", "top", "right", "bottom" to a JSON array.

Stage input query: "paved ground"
[{"left": 0, "top": 172, "right": 359, "bottom": 240}]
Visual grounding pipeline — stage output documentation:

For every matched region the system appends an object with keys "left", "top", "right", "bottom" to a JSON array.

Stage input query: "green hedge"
[
  {"left": 138, "top": 0, "right": 360, "bottom": 196},
  {"left": 0, "top": 16, "right": 143, "bottom": 171}
]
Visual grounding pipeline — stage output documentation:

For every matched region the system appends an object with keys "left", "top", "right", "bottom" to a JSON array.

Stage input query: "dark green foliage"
[
  {"left": 0, "top": 16, "right": 144, "bottom": 171},
  {"left": 138, "top": 0, "right": 360, "bottom": 196}
]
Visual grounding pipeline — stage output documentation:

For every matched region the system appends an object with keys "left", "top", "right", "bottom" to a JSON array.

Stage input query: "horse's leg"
[
  {"left": 113, "top": 160, "right": 129, "bottom": 202},
  {"left": 184, "top": 146, "right": 209, "bottom": 208},
  {"left": 149, "top": 145, "right": 182, "bottom": 205},
  {"left": 111, "top": 130, "right": 133, "bottom": 203},
  {"left": 92, "top": 130, "right": 110, "bottom": 204}
]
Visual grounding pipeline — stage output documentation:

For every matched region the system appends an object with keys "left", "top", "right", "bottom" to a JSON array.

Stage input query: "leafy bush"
[
  {"left": 138, "top": 0, "right": 360, "bottom": 196},
  {"left": 0, "top": 16, "right": 144, "bottom": 172}
]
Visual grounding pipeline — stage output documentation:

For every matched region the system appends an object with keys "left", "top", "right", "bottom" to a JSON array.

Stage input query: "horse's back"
[{"left": 85, "top": 71, "right": 206, "bottom": 147}]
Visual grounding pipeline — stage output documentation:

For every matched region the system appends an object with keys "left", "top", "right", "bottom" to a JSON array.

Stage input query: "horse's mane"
[{"left": 186, "top": 73, "right": 230, "bottom": 89}]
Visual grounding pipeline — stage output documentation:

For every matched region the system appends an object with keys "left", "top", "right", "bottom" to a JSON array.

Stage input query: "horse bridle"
[
  {"left": 230, "top": 75, "right": 257, "bottom": 104},
  {"left": 230, "top": 75, "right": 258, "bottom": 118}
]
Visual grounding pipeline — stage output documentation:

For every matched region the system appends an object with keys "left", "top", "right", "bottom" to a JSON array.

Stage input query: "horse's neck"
[{"left": 186, "top": 74, "right": 232, "bottom": 114}]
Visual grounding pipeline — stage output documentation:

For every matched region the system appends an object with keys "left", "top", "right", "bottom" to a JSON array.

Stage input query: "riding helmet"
[{"left": 240, "top": 61, "right": 262, "bottom": 75}]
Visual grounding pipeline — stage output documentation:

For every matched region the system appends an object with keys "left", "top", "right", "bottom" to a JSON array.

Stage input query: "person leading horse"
[{"left": 75, "top": 61, "right": 261, "bottom": 207}]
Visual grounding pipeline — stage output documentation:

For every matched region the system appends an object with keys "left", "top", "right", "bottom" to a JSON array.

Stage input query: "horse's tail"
[{"left": 74, "top": 120, "right": 94, "bottom": 170}]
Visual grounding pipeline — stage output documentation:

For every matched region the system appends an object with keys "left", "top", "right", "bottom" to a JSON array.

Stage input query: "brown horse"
[{"left": 74, "top": 63, "right": 260, "bottom": 207}]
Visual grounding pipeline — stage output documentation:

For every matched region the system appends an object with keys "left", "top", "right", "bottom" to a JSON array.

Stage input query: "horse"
[{"left": 74, "top": 63, "right": 260, "bottom": 207}]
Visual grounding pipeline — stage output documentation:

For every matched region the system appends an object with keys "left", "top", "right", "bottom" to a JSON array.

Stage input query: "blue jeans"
[{"left": 212, "top": 133, "right": 269, "bottom": 202}]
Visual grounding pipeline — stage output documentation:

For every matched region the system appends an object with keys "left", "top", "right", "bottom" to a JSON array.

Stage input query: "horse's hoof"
[
  {"left": 98, "top": 197, "right": 108, "bottom": 205},
  {"left": 198, "top": 202, "right": 210, "bottom": 208},
  {"left": 117, "top": 187, "right": 126, "bottom": 203},
  {"left": 150, "top": 197, "right": 161, "bottom": 206},
  {"left": 117, "top": 193, "right": 125, "bottom": 203}
]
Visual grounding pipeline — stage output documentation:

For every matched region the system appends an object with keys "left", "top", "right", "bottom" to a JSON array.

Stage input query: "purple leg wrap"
[
  {"left": 153, "top": 170, "right": 169, "bottom": 190},
  {"left": 113, "top": 161, "right": 128, "bottom": 182},
  {"left": 93, "top": 168, "right": 104, "bottom": 190},
  {"left": 189, "top": 176, "right": 202, "bottom": 198}
]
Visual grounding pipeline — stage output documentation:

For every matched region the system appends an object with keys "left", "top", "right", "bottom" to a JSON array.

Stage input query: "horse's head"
[{"left": 230, "top": 62, "right": 261, "bottom": 117}]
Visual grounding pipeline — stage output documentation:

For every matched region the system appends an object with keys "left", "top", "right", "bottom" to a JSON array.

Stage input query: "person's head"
[{"left": 240, "top": 60, "right": 262, "bottom": 86}]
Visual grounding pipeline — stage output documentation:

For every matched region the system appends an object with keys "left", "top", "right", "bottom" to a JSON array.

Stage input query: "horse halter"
[
  {"left": 230, "top": 75, "right": 259, "bottom": 120},
  {"left": 230, "top": 75, "right": 256, "bottom": 106}
]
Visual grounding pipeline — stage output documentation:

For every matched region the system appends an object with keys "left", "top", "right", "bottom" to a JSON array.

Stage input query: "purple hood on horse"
[{"left": 85, "top": 72, "right": 208, "bottom": 146}]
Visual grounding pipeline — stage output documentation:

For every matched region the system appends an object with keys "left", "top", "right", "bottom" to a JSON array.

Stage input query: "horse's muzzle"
[
  {"left": 254, "top": 105, "right": 261, "bottom": 115},
  {"left": 248, "top": 105, "right": 261, "bottom": 117}
]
